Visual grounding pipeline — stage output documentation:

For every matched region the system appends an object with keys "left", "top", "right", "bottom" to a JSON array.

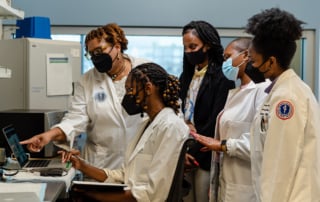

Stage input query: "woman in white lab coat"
[
  {"left": 60, "top": 63, "right": 189, "bottom": 202},
  {"left": 246, "top": 8, "right": 320, "bottom": 201},
  {"left": 193, "top": 37, "right": 269, "bottom": 202},
  {"left": 20, "top": 23, "right": 149, "bottom": 170}
]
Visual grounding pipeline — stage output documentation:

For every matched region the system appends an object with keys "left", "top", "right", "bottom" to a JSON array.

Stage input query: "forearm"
[
  {"left": 48, "top": 127, "right": 67, "bottom": 142},
  {"left": 80, "top": 162, "right": 108, "bottom": 182},
  {"left": 185, "top": 120, "right": 196, "bottom": 132}
]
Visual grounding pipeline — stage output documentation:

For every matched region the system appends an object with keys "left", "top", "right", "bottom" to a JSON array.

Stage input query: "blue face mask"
[{"left": 222, "top": 57, "right": 240, "bottom": 81}]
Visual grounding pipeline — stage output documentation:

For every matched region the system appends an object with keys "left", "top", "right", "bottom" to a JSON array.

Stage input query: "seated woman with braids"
[{"left": 60, "top": 62, "right": 189, "bottom": 202}]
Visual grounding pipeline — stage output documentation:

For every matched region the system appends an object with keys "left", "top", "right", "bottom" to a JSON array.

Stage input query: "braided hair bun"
[
  {"left": 245, "top": 8, "right": 305, "bottom": 68},
  {"left": 246, "top": 8, "right": 304, "bottom": 42}
]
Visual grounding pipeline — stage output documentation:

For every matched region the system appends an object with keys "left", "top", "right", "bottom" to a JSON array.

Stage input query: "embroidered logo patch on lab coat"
[
  {"left": 276, "top": 100, "right": 294, "bottom": 120},
  {"left": 94, "top": 91, "right": 107, "bottom": 102}
]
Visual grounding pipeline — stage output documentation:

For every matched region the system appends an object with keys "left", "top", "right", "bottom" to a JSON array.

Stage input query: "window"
[
  {"left": 52, "top": 34, "right": 183, "bottom": 77},
  {"left": 50, "top": 31, "right": 253, "bottom": 78},
  {"left": 126, "top": 35, "right": 183, "bottom": 77},
  {"left": 50, "top": 28, "right": 316, "bottom": 98}
]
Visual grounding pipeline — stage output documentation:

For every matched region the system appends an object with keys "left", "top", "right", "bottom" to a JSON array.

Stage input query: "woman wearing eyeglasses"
[{"left": 20, "top": 23, "right": 150, "bottom": 173}]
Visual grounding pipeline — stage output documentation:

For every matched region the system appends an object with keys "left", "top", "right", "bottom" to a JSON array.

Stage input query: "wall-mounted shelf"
[{"left": 0, "top": 0, "right": 24, "bottom": 19}]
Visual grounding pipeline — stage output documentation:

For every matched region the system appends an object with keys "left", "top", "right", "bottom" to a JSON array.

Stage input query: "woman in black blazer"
[{"left": 180, "top": 20, "right": 235, "bottom": 202}]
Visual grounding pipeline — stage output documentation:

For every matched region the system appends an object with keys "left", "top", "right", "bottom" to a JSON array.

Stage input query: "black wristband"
[{"left": 221, "top": 139, "right": 228, "bottom": 152}]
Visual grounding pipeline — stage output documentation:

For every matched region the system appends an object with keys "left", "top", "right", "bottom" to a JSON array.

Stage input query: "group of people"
[{"left": 20, "top": 7, "right": 320, "bottom": 202}]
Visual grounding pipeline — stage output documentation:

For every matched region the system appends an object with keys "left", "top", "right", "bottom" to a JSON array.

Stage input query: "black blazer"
[{"left": 180, "top": 62, "right": 235, "bottom": 170}]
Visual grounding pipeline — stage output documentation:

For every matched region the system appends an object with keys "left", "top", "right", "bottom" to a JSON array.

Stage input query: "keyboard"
[{"left": 25, "top": 159, "right": 50, "bottom": 168}]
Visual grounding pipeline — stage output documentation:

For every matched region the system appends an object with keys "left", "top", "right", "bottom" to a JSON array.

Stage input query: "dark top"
[{"left": 180, "top": 62, "right": 235, "bottom": 170}]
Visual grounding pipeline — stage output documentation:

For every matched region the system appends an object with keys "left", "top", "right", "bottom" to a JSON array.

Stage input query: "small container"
[{"left": 15, "top": 16, "right": 51, "bottom": 39}]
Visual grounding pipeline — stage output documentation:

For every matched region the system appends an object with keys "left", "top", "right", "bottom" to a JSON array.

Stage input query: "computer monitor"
[{"left": 0, "top": 109, "right": 66, "bottom": 158}]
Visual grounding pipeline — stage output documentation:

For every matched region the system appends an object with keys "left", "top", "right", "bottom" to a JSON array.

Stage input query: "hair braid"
[
  {"left": 130, "top": 63, "right": 181, "bottom": 114},
  {"left": 163, "top": 74, "right": 180, "bottom": 114}
]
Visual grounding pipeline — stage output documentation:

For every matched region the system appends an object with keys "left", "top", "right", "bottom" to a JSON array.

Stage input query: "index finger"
[{"left": 19, "top": 138, "right": 34, "bottom": 145}]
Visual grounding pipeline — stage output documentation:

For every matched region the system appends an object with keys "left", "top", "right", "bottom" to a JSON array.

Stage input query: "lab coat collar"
[
  {"left": 266, "top": 69, "right": 295, "bottom": 94},
  {"left": 127, "top": 108, "right": 173, "bottom": 162},
  {"left": 227, "top": 80, "right": 256, "bottom": 98},
  {"left": 92, "top": 68, "right": 109, "bottom": 82}
]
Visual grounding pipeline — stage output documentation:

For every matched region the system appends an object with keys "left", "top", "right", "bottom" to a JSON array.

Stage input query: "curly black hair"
[
  {"left": 129, "top": 63, "right": 181, "bottom": 114},
  {"left": 245, "top": 8, "right": 305, "bottom": 68}
]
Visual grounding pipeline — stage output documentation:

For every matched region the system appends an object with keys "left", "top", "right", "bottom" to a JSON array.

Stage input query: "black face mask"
[
  {"left": 121, "top": 94, "right": 143, "bottom": 115},
  {"left": 91, "top": 53, "right": 113, "bottom": 73},
  {"left": 245, "top": 62, "right": 265, "bottom": 83},
  {"left": 185, "top": 46, "right": 207, "bottom": 65}
]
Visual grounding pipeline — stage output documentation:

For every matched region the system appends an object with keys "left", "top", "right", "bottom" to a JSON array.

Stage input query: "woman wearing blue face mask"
[
  {"left": 222, "top": 51, "right": 246, "bottom": 82},
  {"left": 192, "top": 37, "right": 270, "bottom": 202},
  {"left": 180, "top": 20, "right": 235, "bottom": 202}
]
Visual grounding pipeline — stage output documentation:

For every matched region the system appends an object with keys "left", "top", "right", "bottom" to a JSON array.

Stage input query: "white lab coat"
[
  {"left": 251, "top": 69, "right": 320, "bottom": 202},
  {"left": 210, "top": 81, "right": 269, "bottom": 202},
  {"left": 55, "top": 55, "right": 149, "bottom": 169},
  {"left": 103, "top": 107, "right": 189, "bottom": 202}
]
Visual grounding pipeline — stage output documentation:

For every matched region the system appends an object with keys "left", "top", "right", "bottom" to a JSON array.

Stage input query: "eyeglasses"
[
  {"left": 85, "top": 44, "right": 110, "bottom": 60},
  {"left": 125, "top": 87, "right": 144, "bottom": 95}
]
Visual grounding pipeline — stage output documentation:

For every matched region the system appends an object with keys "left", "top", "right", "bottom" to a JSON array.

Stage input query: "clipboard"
[{"left": 71, "top": 181, "right": 128, "bottom": 192}]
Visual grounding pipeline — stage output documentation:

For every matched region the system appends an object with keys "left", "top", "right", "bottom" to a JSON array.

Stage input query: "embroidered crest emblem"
[
  {"left": 94, "top": 92, "right": 106, "bottom": 102},
  {"left": 276, "top": 101, "right": 294, "bottom": 120}
]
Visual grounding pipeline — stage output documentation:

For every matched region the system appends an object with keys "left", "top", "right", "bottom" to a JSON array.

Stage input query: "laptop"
[
  {"left": 1, "top": 124, "right": 69, "bottom": 170},
  {"left": 0, "top": 192, "right": 41, "bottom": 202}
]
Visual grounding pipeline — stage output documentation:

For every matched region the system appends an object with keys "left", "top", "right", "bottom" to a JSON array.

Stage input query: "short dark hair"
[
  {"left": 245, "top": 8, "right": 305, "bottom": 69},
  {"left": 229, "top": 37, "right": 252, "bottom": 53}
]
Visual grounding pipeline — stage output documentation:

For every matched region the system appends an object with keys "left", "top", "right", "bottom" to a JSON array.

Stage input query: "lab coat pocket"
[
  {"left": 133, "top": 153, "right": 152, "bottom": 185},
  {"left": 225, "top": 121, "right": 251, "bottom": 139}
]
